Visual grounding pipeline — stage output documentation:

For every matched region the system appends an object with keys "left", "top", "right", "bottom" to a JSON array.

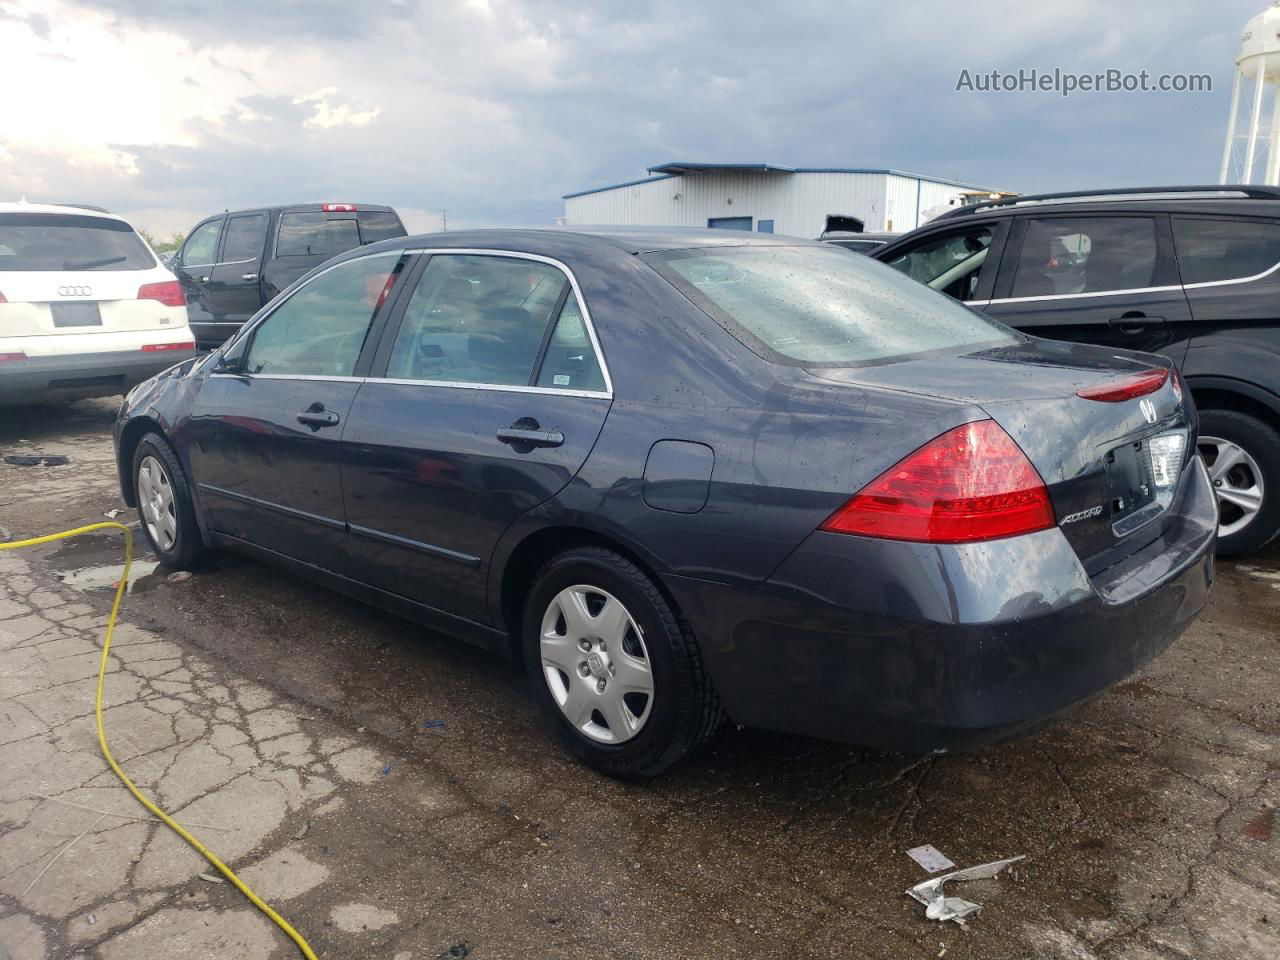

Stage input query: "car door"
[
  {"left": 175, "top": 216, "right": 223, "bottom": 340},
  {"left": 876, "top": 218, "right": 1009, "bottom": 305},
  {"left": 206, "top": 210, "right": 269, "bottom": 326},
  {"left": 185, "top": 249, "right": 409, "bottom": 571},
  {"left": 340, "top": 250, "right": 613, "bottom": 624},
  {"left": 982, "top": 213, "right": 1193, "bottom": 364}
]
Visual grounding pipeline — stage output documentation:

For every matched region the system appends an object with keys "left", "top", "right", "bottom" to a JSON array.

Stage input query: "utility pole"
[{"left": 441, "top": 209, "right": 448, "bottom": 231}]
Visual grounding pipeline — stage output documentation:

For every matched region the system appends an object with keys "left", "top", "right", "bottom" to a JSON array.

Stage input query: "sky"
[{"left": 0, "top": 0, "right": 1269, "bottom": 239}]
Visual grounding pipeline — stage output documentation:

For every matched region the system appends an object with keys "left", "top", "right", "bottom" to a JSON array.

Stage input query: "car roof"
[
  {"left": 821, "top": 231, "right": 897, "bottom": 241},
  {"left": 384, "top": 225, "right": 823, "bottom": 257},
  {"left": 930, "top": 187, "right": 1280, "bottom": 223},
  {"left": 0, "top": 201, "right": 128, "bottom": 222},
  {"left": 218, "top": 202, "right": 399, "bottom": 218}
]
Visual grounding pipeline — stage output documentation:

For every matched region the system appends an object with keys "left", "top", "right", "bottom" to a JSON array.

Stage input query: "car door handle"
[
  {"left": 497, "top": 427, "right": 564, "bottom": 448},
  {"left": 1108, "top": 314, "right": 1166, "bottom": 332},
  {"left": 241, "top": 273, "right": 259, "bottom": 282},
  {"left": 297, "top": 405, "right": 340, "bottom": 429},
  {"left": 199, "top": 276, "right": 209, "bottom": 283}
]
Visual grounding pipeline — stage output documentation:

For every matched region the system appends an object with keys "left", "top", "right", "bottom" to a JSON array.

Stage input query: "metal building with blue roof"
[{"left": 562, "top": 162, "right": 1009, "bottom": 237}]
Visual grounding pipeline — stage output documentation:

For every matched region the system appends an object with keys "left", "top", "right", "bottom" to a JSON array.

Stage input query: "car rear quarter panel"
[{"left": 487, "top": 243, "right": 985, "bottom": 621}]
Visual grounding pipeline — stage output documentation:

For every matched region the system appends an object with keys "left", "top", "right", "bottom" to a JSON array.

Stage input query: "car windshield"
[
  {"left": 646, "top": 244, "right": 1017, "bottom": 366},
  {"left": 0, "top": 213, "right": 156, "bottom": 271}
]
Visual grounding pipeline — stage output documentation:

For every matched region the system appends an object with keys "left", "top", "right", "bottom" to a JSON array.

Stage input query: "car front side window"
[
  {"left": 243, "top": 252, "right": 403, "bottom": 378},
  {"left": 385, "top": 254, "right": 582, "bottom": 388},
  {"left": 183, "top": 219, "right": 222, "bottom": 266},
  {"left": 885, "top": 227, "right": 994, "bottom": 301}
]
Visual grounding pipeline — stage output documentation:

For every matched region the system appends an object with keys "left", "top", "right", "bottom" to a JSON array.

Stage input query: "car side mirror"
[{"left": 213, "top": 342, "right": 247, "bottom": 374}]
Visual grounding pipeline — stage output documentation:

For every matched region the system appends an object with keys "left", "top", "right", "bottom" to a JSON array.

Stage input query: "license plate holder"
[
  {"left": 51, "top": 302, "right": 103, "bottom": 327},
  {"left": 1105, "top": 439, "right": 1157, "bottom": 523}
]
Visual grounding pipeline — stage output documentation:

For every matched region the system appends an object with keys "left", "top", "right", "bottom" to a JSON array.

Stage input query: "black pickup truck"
[{"left": 172, "top": 203, "right": 406, "bottom": 346}]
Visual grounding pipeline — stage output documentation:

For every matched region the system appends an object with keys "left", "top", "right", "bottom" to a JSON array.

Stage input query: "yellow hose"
[{"left": 0, "top": 522, "right": 317, "bottom": 959}]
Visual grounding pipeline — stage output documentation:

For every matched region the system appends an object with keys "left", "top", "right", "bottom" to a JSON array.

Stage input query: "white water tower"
[{"left": 1221, "top": 3, "right": 1280, "bottom": 184}]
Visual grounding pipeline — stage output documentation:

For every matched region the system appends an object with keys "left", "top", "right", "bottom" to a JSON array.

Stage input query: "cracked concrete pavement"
[{"left": 1, "top": 397, "right": 1277, "bottom": 960}]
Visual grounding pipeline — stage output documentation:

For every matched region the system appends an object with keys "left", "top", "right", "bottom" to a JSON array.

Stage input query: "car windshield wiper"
[{"left": 63, "top": 255, "right": 127, "bottom": 270}]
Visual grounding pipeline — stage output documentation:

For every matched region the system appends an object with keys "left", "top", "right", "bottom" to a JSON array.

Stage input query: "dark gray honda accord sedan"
[{"left": 113, "top": 227, "right": 1217, "bottom": 777}]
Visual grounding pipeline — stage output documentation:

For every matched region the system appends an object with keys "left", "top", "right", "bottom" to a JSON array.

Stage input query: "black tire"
[
  {"left": 1197, "top": 408, "right": 1280, "bottom": 556},
  {"left": 521, "top": 546, "right": 722, "bottom": 778},
  {"left": 131, "top": 432, "right": 209, "bottom": 569}
]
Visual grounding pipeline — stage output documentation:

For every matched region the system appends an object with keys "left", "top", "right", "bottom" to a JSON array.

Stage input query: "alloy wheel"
[
  {"left": 539, "top": 584, "right": 654, "bottom": 744},
  {"left": 137, "top": 454, "right": 178, "bottom": 552},
  {"left": 1198, "top": 435, "right": 1265, "bottom": 539}
]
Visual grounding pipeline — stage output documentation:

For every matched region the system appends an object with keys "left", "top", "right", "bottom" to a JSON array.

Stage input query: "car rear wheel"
[
  {"left": 132, "top": 433, "right": 208, "bottom": 569},
  {"left": 1197, "top": 409, "right": 1280, "bottom": 556},
  {"left": 522, "top": 546, "right": 721, "bottom": 778}
]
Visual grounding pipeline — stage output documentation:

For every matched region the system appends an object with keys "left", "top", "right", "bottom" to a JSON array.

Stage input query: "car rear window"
[
  {"left": 357, "top": 210, "right": 406, "bottom": 244},
  {"left": 275, "top": 213, "right": 360, "bottom": 258},
  {"left": 1172, "top": 217, "right": 1280, "bottom": 284},
  {"left": 0, "top": 213, "right": 156, "bottom": 272},
  {"left": 645, "top": 244, "right": 1018, "bottom": 367}
]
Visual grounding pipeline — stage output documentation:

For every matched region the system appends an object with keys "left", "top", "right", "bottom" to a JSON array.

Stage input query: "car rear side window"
[
  {"left": 221, "top": 213, "right": 268, "bottom": 262},
  {"left": 1011, "top": 217, "right": 1157, "bottom": 297},
  {"left": 357, "top": 211, "right": 406, "bottom": 245},
  {"left": 646, "top": 244, "right": 1017, "bottom": 367},
  {"left": 243, "top": 252, "right": 403, "bottom": 377},
  {"left": 385, "top": 254, "right": 576, "bottom": 387},
  {"left": 535, "top": 296, "right": 606, "bottom": 392},
  {"left": 1173, "top": 217, "right": 1280, "bottom": 284},
  {"left": 0, "top": 213, "right": 155, "bottom": 271},
  {"left": 275, "top": 213, "right": 360, "bottom": 258}
]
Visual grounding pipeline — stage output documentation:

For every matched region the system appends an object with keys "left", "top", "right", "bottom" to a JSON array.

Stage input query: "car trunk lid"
[{"left": 809, "top": 338, "right": 1194, "bottom": 567}]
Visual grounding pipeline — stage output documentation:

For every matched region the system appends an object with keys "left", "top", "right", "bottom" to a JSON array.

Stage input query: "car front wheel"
[
  {"left": 1197, "top": 409, "right": 1280, "bottom": 556},
  {"left": 522, "top": 546, "right": 721, "bottom": 778},
  {"left": 132, "top": 432, "right": 209, "bottom": 569}
]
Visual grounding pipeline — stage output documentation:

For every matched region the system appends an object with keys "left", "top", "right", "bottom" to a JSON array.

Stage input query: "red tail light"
[
  {"left": 820, "top": 420, "right": 1054, "bottom": 543},
  {"left": 137, "top": 281, "right": 184, "bottom": 307},
  {"left": 322, "top": 203, "right": 357, "bottom": 212},
  {"left": 1076, "top": 368, "right": 1168, "bottom": 403},
  {"left": 141, "top": 341, "right": 195, "bottom": 353},
  {"left": 0, "top": 351, "right": 26, "bottom": 362},
  {"left": 0, "top": 291, "right": 6, "bottom": 302}
]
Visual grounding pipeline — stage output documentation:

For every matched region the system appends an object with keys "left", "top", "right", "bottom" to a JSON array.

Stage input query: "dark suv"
[
  {"left": 873, "top": 185, "right": 1280, "bottom": 554},
  {"left": 173, "top": 203, "right": 406, "bottom": 347}
]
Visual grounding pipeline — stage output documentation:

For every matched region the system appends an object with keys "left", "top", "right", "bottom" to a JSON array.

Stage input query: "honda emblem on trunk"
[{"left": 1139, "top": 398, "right": 1157, "bottom": 424}]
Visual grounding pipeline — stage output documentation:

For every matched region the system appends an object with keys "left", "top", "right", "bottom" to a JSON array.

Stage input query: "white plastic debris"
[
  {"left": 907, "top": 844, "right": 956, "bottom": 873},
  {"left": 906, "top": 855, "right": 1025, "bottom": 925}
]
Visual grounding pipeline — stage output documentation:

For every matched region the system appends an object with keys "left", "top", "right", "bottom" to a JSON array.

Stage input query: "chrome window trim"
[
  {"left": 391, "top": 247, "right": 614, "bottom": 397},
  {"left": 985, "top": 284, "right": 1184, "bottom": 305},
  {"left": 1182, "top": 254, "right": 1280, "bottom": 289},
  {"left": 209, "top": 373, "right": 365, "bottom": 383},
  {"left": 218, "top": 247, "right": 614, "bottom": 399},
  {"left": 372, "top": 377, "right": 612, "bottom": 400}
]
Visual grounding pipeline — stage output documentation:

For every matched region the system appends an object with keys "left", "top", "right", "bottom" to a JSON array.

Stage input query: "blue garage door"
[{"left": 707, "top": 217, "right": 753, "bottom": 231}]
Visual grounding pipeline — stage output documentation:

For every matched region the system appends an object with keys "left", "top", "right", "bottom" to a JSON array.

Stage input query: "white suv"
[{"left": 0, "top": 202, "right": 195, "bottom": 403}]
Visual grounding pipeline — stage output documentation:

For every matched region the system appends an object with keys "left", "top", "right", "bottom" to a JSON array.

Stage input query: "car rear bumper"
[
  {"left": 665, "top": 457, "right": 1217, "bottom": 752},
  {"left": 0, "top": 347, "right": 195, "bottom": 403}
]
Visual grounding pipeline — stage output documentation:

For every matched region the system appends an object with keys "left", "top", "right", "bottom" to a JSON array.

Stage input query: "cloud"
[
  {"left": 0, "top": 0, "right": 1263, "bottom": 240},
  {"left": 292, "top": 89, "right": 383, "bottom": 129}
]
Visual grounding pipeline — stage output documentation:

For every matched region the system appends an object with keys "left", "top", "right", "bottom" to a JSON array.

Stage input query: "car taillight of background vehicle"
[
  {"left": 322, "top": 203, "right": 357, "bottom": 212},
  {"left": 0, "top": 352, "right": 26, "bottom": 362},
  {"left": 820, "top": 419, "right": 1054, "bottom": 543},
  {"left": 0, "top": 291, "right": 6, "bottom": 302},
  {"left": 141, "top": 341, "right": 195, "bottom": 353},
  {"left": 1076, "top": 368, "right": 1168, "bottom": 402},
  {"left": 136, "top": 281, "right": 184, "bottom": 307}
]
